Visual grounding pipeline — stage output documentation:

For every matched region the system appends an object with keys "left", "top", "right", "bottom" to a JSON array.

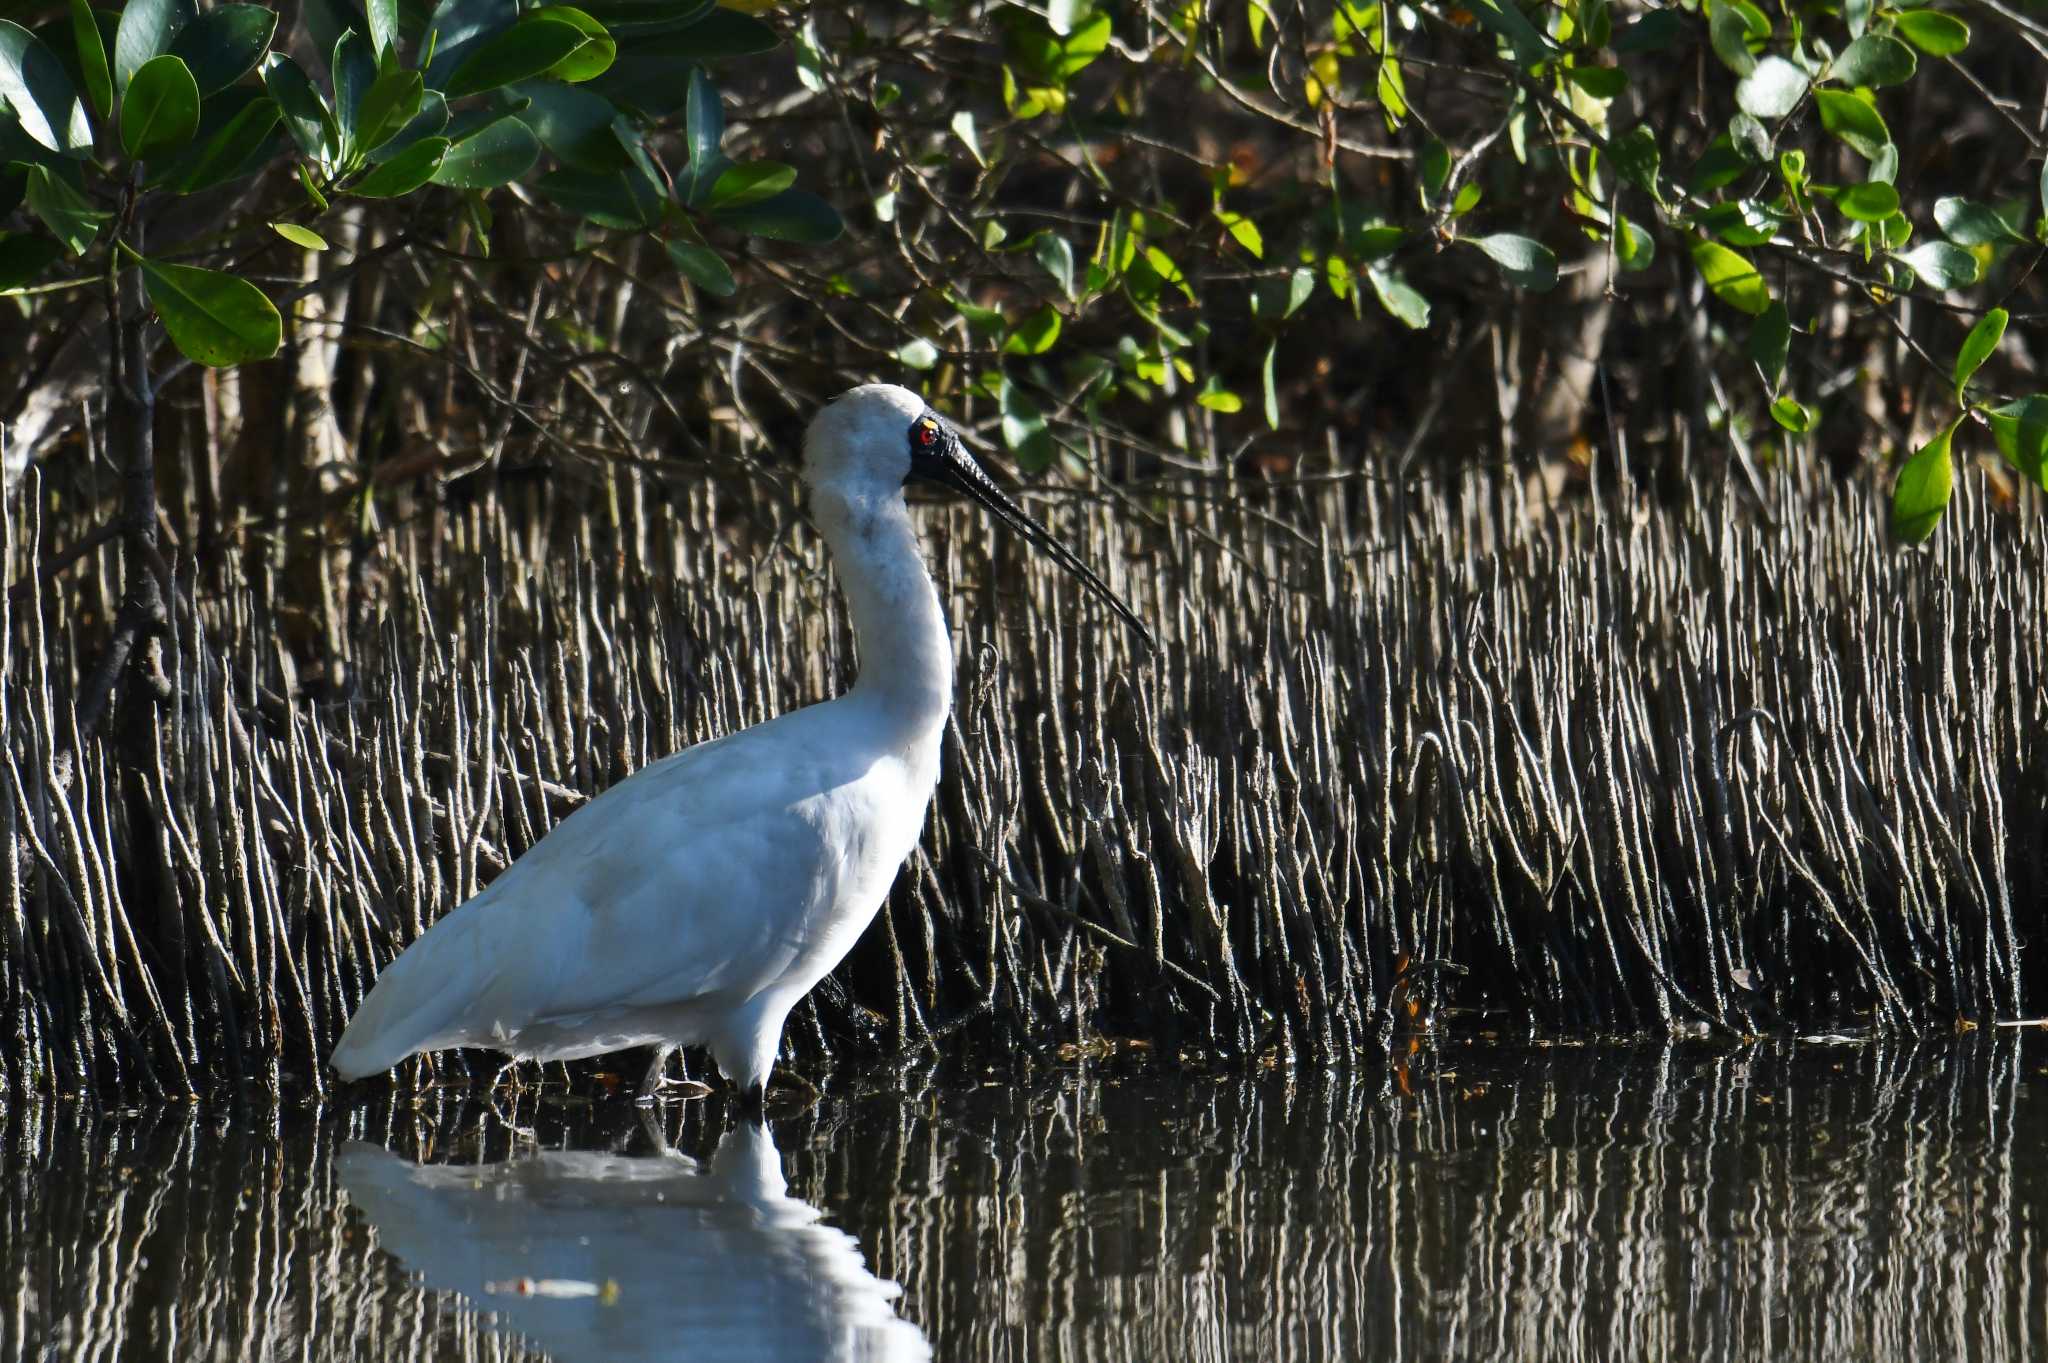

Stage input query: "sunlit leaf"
[
  {"left": 1469, "top": 233, "right": 1558, "bottom": 291},
  {"left": 350, "top": 135, "right": 448, "bottom": 196},
  {"left": 0, "top": 21, "right": 91, "bottom": 154},
  {"left": 112, "top": 0, "right": 194, "bottom": 94},
  {"left": 1004, "top": 306, "right": 1062, "bottom": 355},
  {"left": 1690, "top": 239, "right": 1770, "bottom": 315},
  {"left": 1890, "top": 416, "right": 1959, "bottom": 542},
  {"left": 1933, "top": 196, "right": 2027, "bottom": 246},
  {"left": 67, "top": 0, "right": 111, "bottom": 121},
  {"left": 271, "top": 222, "right": 329, "bottom": 250},
  {"left": 431, "top": 114, "right": 539, "bottom": 188},
  {"left": 1813, "top": 89, "right": 1890, "bottom": 160},
  {"left": 445, "top": 17, "right": 588, "bottom": 99},
  {"left": 166, "top": 4, "right": 275, "bottom": 96},
  {"left": 137, "top": 255, "right": 281, "bottom": 366},
  {"left": 1735, "top": 56, "right": 1807, "bottom": 119},
  {"left": 1895, "top": 241, "right": 1979, "bottom": 290},
  {"left": 1953, "top": 307, "right": 2005, "bottom": 399},
  {"left": 1986, "top": 395, "right": 2048, "bottom": 490},
  {"left": 1893, "top": 9, "right": 1969, "bottom": 56},
  {"left": 704, "top": 160, "right": 795, "bottom": 211},
  {"left": 1831, "top": 33, "right": 1915, "bottom": 86}
]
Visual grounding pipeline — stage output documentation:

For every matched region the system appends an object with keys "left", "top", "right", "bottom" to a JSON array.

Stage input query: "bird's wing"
[{"left": 334, "top": 705, "right": 891, "bottom": 1073}]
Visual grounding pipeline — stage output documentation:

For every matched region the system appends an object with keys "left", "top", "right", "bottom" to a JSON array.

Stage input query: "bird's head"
[{"left": 802, "top": 383, "right": 1152, "bottom": 649}]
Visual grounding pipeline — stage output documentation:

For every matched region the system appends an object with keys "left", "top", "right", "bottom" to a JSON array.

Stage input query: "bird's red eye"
[{"left": 915, "top": 422, "right": 938, "bottom": 446}]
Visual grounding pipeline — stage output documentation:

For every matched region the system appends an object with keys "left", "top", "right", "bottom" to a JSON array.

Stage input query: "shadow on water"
[{"left": 4, "top": 1032, "right": 2046, "bottom": 1362}]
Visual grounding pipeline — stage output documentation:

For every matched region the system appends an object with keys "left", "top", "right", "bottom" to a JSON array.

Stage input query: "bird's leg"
[
  {"left": 635, "top": 1045, "right": 675, "bottom": 1105},
  {"left": 634, "top": 1045, "right": 713, "bottom": 1105}
]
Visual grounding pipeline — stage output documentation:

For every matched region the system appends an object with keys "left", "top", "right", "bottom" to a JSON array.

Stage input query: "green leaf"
[
  {"left": 1004, "top": 306, "right": 1062, "bottom": 355},
  {"left": 704, "top": 160, "right": 794, "bottom": 211},
  {"left": 166, "top": 4, "right": 275, "bottom": 97},
  {"left": 710, "top": 188, "right": 844, "bottom": 243},
  {"left": 262, "top": 53, "right": 337, "bottom": 162},
  {"left": 1614, "top": 10, "right": 1684, "bottom": 53},
  {"left": 665, "top": 238, "right": 736, "bottom": 297},
  {"left": 366, "top": 0, "right": 400, "bottom": 59},
  {"left": 896, "top": 336, "right": 939, "bottom": 370},
  {"left": 355, "top": 67, "right": 423, "bottom": 154},
  {"left": 1749, "top": 300, "right": 1790, "bottom": 388},
  {"left": 369, "top": 90, "right": 449, "bottom": 164},
  {"left": 1821, "top": 181, "right": 1900, "bottom": 222},
  {"left": 121, "top": 54, "right": 199, "bottom": 160},
  {"left": 166, "top": 93, "right": 280, "bottom": 192},
  {"left": 1893, "top": 9, "right": 1969, "bottom": 56},
  {"left": 1566, "top": 65, "right": 1627, "bottom": 100},
  {"left": 1986, "top": 396, "right": 2048, "bottom": 489},
  {"left": 1735, "top": 55, "right": 1807, "bottom": 119},
  {"left": 949, "top": 108, "right": 983, "bottom": 168},
  {"left": 681, "top": 66, "right": 723, "bottom": 204},
  {"left": 431, "top": 113, "right": 538, "bottom": 188},
  {"left": 1611, "top": 124, "right": 1660, "bottom": 195},
  {"left": 0, "top": 231, "right": 63, "bottom": 289},
  {"left": 1812, "top": 89, "right": 1890, "bottom": 160},
  {"left": 528, "top": 6, "right": 616, "bottom": 82},
  {"left": 1708, "top": 0, "right": 1767, "bottom": 76},
  {"left": 1690, "top": 238, "right": 1770, "bottom": 315},
  {"left": 0, "top": 22, "right": 91, "bottom": 155},
  {"left": 1033, "top": 232, "right": 1076, "bottom": 300},
  {"left": 1890, "top": 417, "right": 1959, "bottom": 543},
  {"left": 137, "top": 256, "right": 280, "bottom": 366},
  {"left": 1261, "top": 339, "right": 1279, "bottom": 429},
  {"left": 1953, "top": 308, "right": 2006, "bottom": 399},
  {"left": 67, "top": 0, "right": 111, "bottom": 122},
  {"left": 1196, "top": 380, "right": 1243, "bottom": 413},
  {"left": 1465, "top": 0, "right": 1556, "bottom": 66},
  {"left": 445, "top": 17, "right": 588, "bottom": 99},
  {"left": 1367, "top": 266, "right": 1430, "bottom": 328},
  {"left": 1469, "top": 233, "right": 1557, "bottom": 291},
  {"left": 330, "top": 28, "right": 377, "bottom": 159},
  {"left": 999, "top": 379, "right": 1053, "bottom": 471},
  {"left": 1216, "top": 210, "right": 1263, "bottom": 259},
  {"left": 1614, "top": 214, "right": 1656, "bottom": 273},
  {"left": 21, "top": 162, "right": 105, "bottom": 253},
  {"left": 1831, "top": 33, "right": 1916, "bottom": 86},
  {"left": 1933, "top": 196, "right": 2027, "bottom": 246},
  {"left": 1769, "top": 395, "right": 1815, "bottom": 433},
  {"left": 536, "top": 164, "right": 660, "bottom": 228},
  {"left": 1895, "top": 240, "right": 1980, "bottom": 289},
  {"left": 350, "top": 135, "right": 447, "bottom": 195},
  {"left": 271, "top": 221, "right": 328, "bottom": 250},
  {"left": 112, "top": 0, "right": 193, "bottom": 94},
  {"left": 516, "top": 81, "right": 626, "bottom": 172}
]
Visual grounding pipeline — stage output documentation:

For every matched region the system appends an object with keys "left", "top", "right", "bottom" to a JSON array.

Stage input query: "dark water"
[{"left": 6, "top": 1033, "right": 2047, "bottom": 1362}]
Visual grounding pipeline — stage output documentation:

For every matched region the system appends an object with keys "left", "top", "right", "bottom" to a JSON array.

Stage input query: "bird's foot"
[
  {"left": 633, "top": 1076, "right": 714, "bottom": 1107},
  {"left": 634, "top": 1045, "right": 715, "bottom": 1105}
]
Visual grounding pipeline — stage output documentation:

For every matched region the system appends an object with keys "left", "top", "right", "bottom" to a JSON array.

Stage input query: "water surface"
[{"left": 6, "top": 1034, "right": 2045, "bottom": 1361}]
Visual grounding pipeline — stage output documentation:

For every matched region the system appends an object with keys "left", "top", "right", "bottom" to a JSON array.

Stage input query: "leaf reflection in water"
[{"left": 338, "top": 1119, "right": 930, "bottom": 1363}]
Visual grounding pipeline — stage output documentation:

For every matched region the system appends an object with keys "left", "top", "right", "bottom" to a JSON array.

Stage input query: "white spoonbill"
[{"left": 330, "top": 384, "right": 1148, "bottom": 1106}]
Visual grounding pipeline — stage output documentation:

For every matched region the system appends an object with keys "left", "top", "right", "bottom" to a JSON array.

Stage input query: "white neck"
[{"left": 809, "top": 483, "right": 954, "bottom": 737}]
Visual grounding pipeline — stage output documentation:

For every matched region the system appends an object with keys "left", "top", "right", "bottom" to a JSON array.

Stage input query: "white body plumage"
[{"left": 330, "top": 383, "right": 1145, "bottom": 1103}]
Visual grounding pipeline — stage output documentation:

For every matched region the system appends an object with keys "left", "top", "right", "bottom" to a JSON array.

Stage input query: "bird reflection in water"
[{"left": 338, "top": 1118, "right": 930, "bottom": 1363}]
